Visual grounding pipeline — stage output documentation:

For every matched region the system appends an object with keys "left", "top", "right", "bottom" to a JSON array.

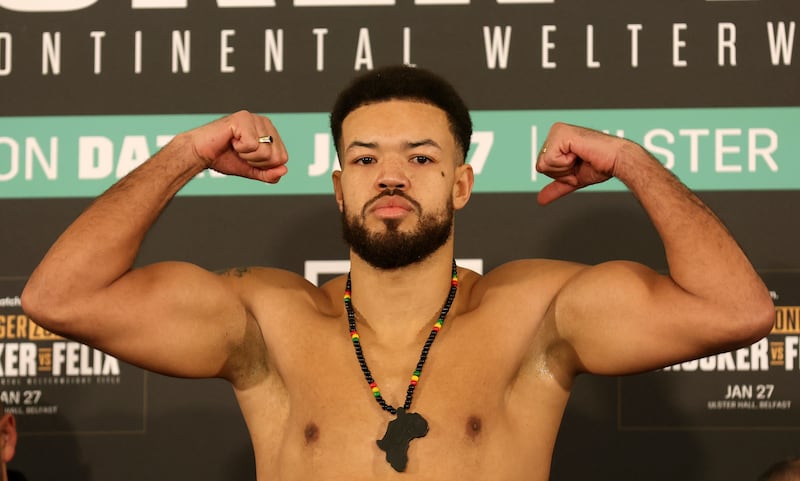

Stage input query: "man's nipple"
[{"left": 304, "top": 422, "right": 320, "bottom": 445}]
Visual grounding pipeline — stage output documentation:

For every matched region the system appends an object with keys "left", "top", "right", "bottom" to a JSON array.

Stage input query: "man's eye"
[
  {"left": 355, "top": 156, "right": 376, "bottom": 165},
  {"left": 412, "top": 155, "right": 432, "bottom": 164}
]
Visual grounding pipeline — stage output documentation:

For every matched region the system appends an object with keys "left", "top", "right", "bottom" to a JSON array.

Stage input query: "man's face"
[{"left": 332, "top": 100, "right": 472, "bottom": 269}]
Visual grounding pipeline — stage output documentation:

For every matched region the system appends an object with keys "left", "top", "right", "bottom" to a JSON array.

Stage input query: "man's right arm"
[{"left": 21, "top": 111, "right": 288, "bottom": 382}]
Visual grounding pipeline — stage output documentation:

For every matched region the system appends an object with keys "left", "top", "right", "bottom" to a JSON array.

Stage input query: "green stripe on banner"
[{"left": 0, "top": 108, "right": 796, "bottom": 198}]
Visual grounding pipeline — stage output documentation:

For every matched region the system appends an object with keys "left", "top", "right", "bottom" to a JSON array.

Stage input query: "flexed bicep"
[
  {"left": 21, "top": 113, "right": 291, "bottom": 383},
  {"left": 38, "top": 261, "right": 258, "bottom": 380},
  {"left": 551, "top": 260, "right": 741, "bottom": 376}
]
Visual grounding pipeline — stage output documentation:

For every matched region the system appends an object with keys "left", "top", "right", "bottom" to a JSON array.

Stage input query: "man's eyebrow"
[
  {"left": 407, "top": 139, "right": 442, "bottom": 150},
  {"left": 344, "top": 138, "right": 442, "bottom": 152},
  {"left": 345, "top": 140, "right": 377, "bottom": 152}
]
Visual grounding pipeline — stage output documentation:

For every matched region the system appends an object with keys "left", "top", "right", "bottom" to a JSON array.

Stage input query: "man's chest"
[
  {"left": 246, "top": 317, "right": 557, "bottom": 475},
  {"left": 251, "top": 375, "right": 524, "bottom": 480}
]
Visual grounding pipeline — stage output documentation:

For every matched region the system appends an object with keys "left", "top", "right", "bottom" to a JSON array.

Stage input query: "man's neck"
[{"left": 347, "top": 248, "right": 457, "bottom": 341}]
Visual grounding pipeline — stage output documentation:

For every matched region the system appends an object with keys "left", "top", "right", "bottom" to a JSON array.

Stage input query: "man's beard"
[{"left": 341, "top": 190, "right": 454, "bottom": 270}]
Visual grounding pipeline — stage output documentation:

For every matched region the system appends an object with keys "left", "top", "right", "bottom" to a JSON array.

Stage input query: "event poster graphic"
[
  {"left": 0, "top": 278, "right": 145, "bottom": 434},
  {"left": 619, "top": 271, "right": 800, "bottom": 430}
]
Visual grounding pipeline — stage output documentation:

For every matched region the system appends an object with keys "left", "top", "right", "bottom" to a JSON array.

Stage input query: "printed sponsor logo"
[
  {"left": 619, "top": 273, "right": 800, "bottom": 429},
  {"left": 0, "top": 279, "right": 144, "bottom": 433}
]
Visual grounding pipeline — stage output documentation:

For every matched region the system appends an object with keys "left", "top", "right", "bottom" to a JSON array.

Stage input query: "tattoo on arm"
[{"left": 217, "top": 267, "right": 251, "bottom": 278}]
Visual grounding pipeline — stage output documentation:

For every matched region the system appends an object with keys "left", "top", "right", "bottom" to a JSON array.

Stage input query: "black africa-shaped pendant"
[{"left": 376, "top": 408, "right": 429, "bottom": 472}]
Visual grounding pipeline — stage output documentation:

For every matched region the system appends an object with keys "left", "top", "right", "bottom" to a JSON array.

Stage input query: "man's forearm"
[{"left": 616, "top": 141, "right": 772, "bottom": 326}]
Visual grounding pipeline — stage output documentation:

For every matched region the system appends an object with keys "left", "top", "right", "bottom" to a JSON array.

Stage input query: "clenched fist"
[
  {"left": 186, "top": 110, "right": 289, "bottom": 184},
  {"left": 536, "top": 122, "right": 638, "bottom": 205}
]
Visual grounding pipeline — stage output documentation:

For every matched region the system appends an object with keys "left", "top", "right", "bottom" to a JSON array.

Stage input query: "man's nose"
[{"left": 376, "top": 158, "right": 410, "bottom": 191}]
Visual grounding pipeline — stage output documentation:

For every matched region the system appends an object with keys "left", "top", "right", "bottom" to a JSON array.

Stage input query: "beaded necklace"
[{"left": 344, "top": 259, "right": 458, "bottom": 473}]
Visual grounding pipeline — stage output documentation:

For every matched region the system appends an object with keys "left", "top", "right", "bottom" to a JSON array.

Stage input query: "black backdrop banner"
[
  {"left": 1, "top": 1, "right": 799, "bottom": 480},
  {"left": 0, "top": 0, "right": 797, "bottom": 114}
]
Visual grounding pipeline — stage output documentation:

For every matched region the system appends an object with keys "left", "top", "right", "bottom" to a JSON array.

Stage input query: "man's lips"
[{"left": 368, "top": 196, "right": 416, "bottom": 218}]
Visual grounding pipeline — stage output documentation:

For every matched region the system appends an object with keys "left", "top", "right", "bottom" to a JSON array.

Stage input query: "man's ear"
[
  {"left": 452, "top": 163, "right": 474, "bottom": 210},
  {"left": 0, "top": 414, "right": 17, "bottom": 463},
  {"left": 332, "top": 170, "right": 344, "bottom": 212}
]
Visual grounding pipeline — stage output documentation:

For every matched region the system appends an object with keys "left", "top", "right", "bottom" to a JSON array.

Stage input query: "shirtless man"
[{"left": 21, "top": 66, "right": 773, "bottom": 480}]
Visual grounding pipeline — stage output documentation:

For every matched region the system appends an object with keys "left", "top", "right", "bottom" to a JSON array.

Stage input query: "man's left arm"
[{"left": 537, "top": 122, "right": 774, "bottom": 376}]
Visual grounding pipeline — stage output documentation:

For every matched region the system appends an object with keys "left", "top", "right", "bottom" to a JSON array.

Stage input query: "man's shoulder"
[
  {"left": 217, "top": 265, "right": 340, "bottom": 314},
  {"left": 460, "top": 258, "right": 586, "bottom": 308},
  {"left": 218, "top": 265, "right": 324, "bottom": 290},
  {"left": 479, "top": 258, "right": 586, "bottom": 285}
]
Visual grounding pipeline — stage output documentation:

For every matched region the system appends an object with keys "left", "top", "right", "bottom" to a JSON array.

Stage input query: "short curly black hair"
[{"left": 330, "top": 65, "right": 473, "bottom": 163}]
